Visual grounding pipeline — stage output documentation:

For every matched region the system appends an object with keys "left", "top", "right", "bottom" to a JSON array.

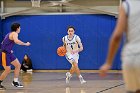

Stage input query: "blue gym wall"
[
  {"left": 0, "top": 18, "right": 2, "bottom": 43},
  {"left": 0, "top": 18, "right": 3, "bottom": 69},
  {"left": 1, "top": 14, "right": 122, "bottom": 70}
]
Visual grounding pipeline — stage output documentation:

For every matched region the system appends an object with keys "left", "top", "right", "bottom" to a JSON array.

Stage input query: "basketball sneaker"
[
  {"left": 12, "top": 81, "right": 23, "bottom": 88},
  {"left": 66, "top": 72, "right": 72, "bottom": 84},
  {"left": 79, "top": 77, "right": 86, "bottom": 84},
  {"left": 0, "top": 84, "right": 6, "bottom": 90}
]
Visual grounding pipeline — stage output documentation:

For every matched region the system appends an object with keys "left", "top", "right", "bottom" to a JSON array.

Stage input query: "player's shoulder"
[
  {"left": 62, "top": 35, "right": 68, "bottom": 39},
  {"left": 11, "top": 32, "right": 18, "bottom": 35},
  {"left": 74, "top": 34, "right": 80, "bottom": 39},
  {"left": 62, "top": 35, "right": 68, "bottom": 42}
]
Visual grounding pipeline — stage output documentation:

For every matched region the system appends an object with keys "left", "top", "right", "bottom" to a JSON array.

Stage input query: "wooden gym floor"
[{"left": 0, "top": 72, "right": 125, "bottom": 93}]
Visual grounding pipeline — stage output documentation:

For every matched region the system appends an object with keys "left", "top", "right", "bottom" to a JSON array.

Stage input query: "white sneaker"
[
  {"left": 66, "top": 72, "right": 72, "bottom": 84},
  {"left": 80, "top": 78, "right": 86, "bottom": 84},
  {"left": 27, "top": 69, "right": 33, "bottom": 72}
]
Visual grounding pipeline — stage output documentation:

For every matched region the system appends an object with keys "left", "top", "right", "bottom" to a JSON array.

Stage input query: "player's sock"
[{"left": 14, "top": 78, "right": 18, "bottom": 82}]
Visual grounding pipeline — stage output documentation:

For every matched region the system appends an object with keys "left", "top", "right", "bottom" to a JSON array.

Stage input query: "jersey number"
[{"left": 71, "top": 45, "right": 73, "bottom": 50}]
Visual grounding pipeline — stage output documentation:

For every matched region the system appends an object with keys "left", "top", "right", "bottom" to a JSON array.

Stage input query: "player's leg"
[
  {"left": 66, "top": 65, "right": 73, "bottom": 83},
  {"left": 70, "top": 66, "right": 75, "bottom": 75},
  {"left": 122, "top": 56, "right": 139, "bottom": 93},
  {"left": 0, "top": 66, "right": 11, "bottom": 89},
  {"left": 71, "top": 62, "right": 80, "bottom": 76},
  {"left": 0, "top": 66, "right": 11, "bottom": 80},
  {"left": 134, "top": 55, "right": 140, "bottom": 93},
  {"left": 0, "top": 52, "right": 11, "bottom": 89},
  {"left": 67, "top": 54, "right": 80, "bottom": 76},
  {"left": 66, "top": 61, "right": 80, "bottom": 84},
  {"left": 73, "top": 54, "right": 86, "bottom": 84},
  {"left": 11, "top": 59, "right": 21, "bottom": 80},
  {"left": 65, "top": 54, "right": 78, "bottom": 83},
  {"left": 66, "top": 54, "right": 86, "bottom": 84},
  {"left": 11, "top": 58, "right": 23, "bottom": 87},
  {"left": 66, "top": 62, "right": 80, "bottom": 83},
  {"left": 72, "top": 61, "right": 86, "bottom": 84},
  {"left": 65, "top": 55, "right": 73, "bottom": 83}
]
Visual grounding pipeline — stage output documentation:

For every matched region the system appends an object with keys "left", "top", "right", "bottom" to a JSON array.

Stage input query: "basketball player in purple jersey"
[{"left": 0, "top": 23, "right": 30, "bottom": 89}]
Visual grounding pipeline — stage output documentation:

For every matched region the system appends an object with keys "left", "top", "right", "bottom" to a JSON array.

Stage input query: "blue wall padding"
[
  {"left": 1, "top": 14, "right": 122, "bottom": 70},
  {"left": 0, "top": 18, "right": 2, "bottom": 43}
]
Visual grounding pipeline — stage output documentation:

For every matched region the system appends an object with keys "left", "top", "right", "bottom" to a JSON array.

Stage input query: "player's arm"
[
  {"left": 12, "top": 32, "right": 30, "bottom": 46},
  {"left": 100, "top": 5, "right": 127, "bottom": 76},
  {"left": 62, "top": 37, "right": 66, "bottom": 48},
  {"left": 77, "top": 37, "right": 83, "bottom": 52},
  {"left": 105, "top": 5, "right": 127, "bottom": 66},
  {"left": 76, "top": 36, "right": 83, "bottom": 53}
]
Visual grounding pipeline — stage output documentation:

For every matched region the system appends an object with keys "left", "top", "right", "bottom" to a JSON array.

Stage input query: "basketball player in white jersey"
[
  {"left": 99, "top": 0, "right": 140, "bottom": 93},
  {"left": 62, "top": 26, "right": 86, "bottom": 84}
]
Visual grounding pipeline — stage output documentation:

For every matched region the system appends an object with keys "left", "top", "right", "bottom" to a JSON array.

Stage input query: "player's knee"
[
  {"left": 72, "top": 62, "right": 78, "bottom": 67},
  {"left": 18, "top": 63, "right": 21, "bottom": 68},
  {"left": 15, "top": 63, "right": 21, "bottom": 69},
  {"left": 5, "top": 67, "right": 11, "bottom": 74}
]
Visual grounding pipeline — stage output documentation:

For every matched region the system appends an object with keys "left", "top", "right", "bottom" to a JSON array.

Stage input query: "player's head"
[
  {"left": 67, "top": 26, "right": 75, "bottom": 36},
  {"left": 11, "top": 22, "right": 21, "bottom": 33},
  {"left": 24, "top": 54, "right": 28, "bottom": 60},
  {"left": 24, "top": 54, "right": 30, "bottom": 61}
]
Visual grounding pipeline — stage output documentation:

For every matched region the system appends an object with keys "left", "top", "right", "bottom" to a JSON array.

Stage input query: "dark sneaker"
[
  {"left": 12, "top": 81, "right": 23, "bottom": 88},
  {"left": 0, "top": 84, "right": 6, "bottom": 90}
]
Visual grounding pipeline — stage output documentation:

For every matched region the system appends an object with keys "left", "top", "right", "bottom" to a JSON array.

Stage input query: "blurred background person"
[{"left": 21, "top": 54, "right": 33, "bottom": 72}]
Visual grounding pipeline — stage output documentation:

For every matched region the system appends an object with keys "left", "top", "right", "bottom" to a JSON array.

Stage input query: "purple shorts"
[{"left": 0, "top": 52, "right": 16, "bottom": 66}]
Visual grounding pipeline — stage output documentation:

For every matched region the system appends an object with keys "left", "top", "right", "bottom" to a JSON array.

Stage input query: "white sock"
[
  {"left": 79, "top": 75, "right": 83, "bottom": 79},
  {"left": 14, "top": 78, "right": 18, "bottom": 82}
]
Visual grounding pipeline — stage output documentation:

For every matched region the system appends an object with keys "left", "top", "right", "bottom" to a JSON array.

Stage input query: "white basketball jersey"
[
  {"left": 62, "top": 34, "right": 81, "bottom": 54},
  {"left": 122, "top": 0, "right": 140, "bottom": 56}
]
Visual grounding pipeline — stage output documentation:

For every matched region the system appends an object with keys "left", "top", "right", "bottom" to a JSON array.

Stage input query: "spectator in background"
[{"left": 21, "top": 54, "right": 33, "bottom": 72}]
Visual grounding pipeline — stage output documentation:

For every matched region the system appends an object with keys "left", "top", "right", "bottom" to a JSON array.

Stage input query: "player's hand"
[
  {"left": 99, "top": 63, "right": 111, "bottom": 77},
  {"left": 11, "top": 50, "right": 14, "bottom": 53},
  {"left": 25, "top": 42, "right": 31, "bottom": 46}
]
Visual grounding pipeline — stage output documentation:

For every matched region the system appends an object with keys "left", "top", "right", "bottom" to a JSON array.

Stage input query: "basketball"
[{"left": 57, "top": 46, "right": 67, "bottom": 56}]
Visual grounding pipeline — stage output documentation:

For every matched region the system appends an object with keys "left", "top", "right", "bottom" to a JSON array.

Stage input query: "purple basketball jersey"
[{"left": 1, "top": 33, "right": 15, "bottom": 53}]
